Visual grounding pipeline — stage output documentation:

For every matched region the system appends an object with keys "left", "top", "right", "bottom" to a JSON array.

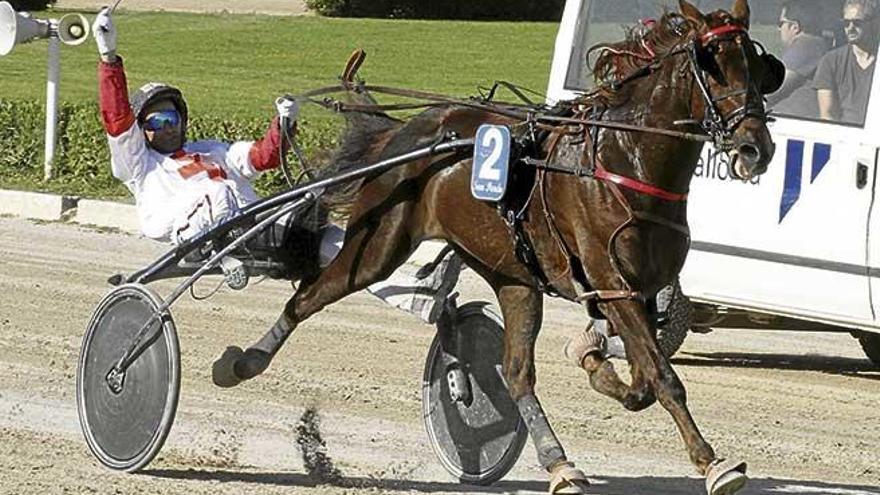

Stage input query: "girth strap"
[{"left": 575, "top": 290, "right": 642, "bottom": 303}]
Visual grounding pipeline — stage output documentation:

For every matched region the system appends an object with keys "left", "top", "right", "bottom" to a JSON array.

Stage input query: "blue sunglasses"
[{"left": 143, "top": 110, "right": 181, "bottom": 131}]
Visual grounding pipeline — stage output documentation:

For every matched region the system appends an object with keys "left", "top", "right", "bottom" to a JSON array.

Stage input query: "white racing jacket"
[{"left": 98, "top": 59, "right": 285, "bottom": 242}]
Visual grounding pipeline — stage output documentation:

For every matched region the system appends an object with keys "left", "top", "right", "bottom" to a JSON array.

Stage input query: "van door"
[
  {"left": 865, "top": 147, "right": 880, "bottom": 320},
  {"left": 684, "top": 119, "right": 876, "bottom": 325}
]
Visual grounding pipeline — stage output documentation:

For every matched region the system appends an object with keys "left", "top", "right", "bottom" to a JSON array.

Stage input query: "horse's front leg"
[
  {"left": 495, "top": 283, "right": 590, "bottom": 495},
  {"left": 600, "top": 299, "right": 748, "bottom": 495},
  {"left": 564, "top": 320, "right": 657, "bottom": 411}
]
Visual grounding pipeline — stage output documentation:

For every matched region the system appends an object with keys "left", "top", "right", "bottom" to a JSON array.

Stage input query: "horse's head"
[{"left": 679, "top": 0, "right": 780, "bottom": 180}]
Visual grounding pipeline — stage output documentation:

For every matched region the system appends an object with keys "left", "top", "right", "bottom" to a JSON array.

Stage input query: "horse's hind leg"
[
  {"left": 600, "top": 300, "right": 746, "bottom": 495},
  {"left": 495, "top": 283, "right": 589, "bottom": 495},
  {"left": 213, "top": 199, "right": 416, "bottom": 387}
]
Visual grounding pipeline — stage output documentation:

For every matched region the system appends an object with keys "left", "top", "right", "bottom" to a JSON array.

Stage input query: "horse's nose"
[{"left": 736, "top": 143, "right": 761, "bottom": 166}]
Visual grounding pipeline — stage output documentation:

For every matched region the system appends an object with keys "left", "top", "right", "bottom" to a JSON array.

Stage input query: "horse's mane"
[{"left": 580, "top": 12, "right": 697, "bottom": 107}]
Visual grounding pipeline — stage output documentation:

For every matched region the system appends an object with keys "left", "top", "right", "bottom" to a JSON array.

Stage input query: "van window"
[{"left": 564, "top": 0, "right": 876, "bottom": 127}]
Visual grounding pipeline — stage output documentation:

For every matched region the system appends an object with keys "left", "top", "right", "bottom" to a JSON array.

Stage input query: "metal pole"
[{"left": 44, "top": 26, "right": 59, "bottom": 181}]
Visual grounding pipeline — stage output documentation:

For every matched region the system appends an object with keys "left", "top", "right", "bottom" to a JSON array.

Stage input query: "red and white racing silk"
[{"left": 98, "top": 58, "right": 285, "bottom": 242}]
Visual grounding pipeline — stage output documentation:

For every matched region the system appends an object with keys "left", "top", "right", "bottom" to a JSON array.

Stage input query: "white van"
[{"left": 546, "top": 0, "right": 880, "bottom": 366}]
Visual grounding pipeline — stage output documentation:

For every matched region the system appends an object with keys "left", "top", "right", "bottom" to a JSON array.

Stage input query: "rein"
[{"left": 299, "top": 83, "right": 713, "bottom": 145}]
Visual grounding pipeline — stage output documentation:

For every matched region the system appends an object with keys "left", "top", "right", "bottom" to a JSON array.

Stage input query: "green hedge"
[
  {"left": 305, "top": 0, "right": 564, "bottom": 21},
  {"left": 8, "top": 0, "right": 56, "bottom": 10},
  {"left": 0, "top": 99, "right": 340, "bottom": 199}
]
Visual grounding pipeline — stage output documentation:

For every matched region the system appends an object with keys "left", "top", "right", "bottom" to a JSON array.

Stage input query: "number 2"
[{"left": 478, "top": 127, "right": 504, "bottom": 181}]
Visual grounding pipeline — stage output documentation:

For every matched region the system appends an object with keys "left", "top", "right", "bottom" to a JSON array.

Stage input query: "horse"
[{"left": 214, "top": 1, "right": 780, "bottom": 493}]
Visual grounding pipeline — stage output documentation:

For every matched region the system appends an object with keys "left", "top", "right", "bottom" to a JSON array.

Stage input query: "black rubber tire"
[
  {"left": 422, "top": 302, "right": 527, "bottom": 486},
  {"left": 76, "top": 283, "right": 180, "bottom": 472},
  {"left": 655, "top": 279, "right": 692, "bottom": 358},
  {"left": 857, "top": 331, "right": 880, "bottom": 368}
]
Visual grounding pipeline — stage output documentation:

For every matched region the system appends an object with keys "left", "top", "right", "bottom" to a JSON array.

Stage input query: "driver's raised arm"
[
  {"left": 92, "top": 7, "right": 150, "bottom": 186},
  {"left": 224, "top": 98, "right": 299, "bottom": 179}
]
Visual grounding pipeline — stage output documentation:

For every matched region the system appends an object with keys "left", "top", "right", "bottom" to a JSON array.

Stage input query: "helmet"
[{"left": 129, "top": 82, "right": 188, "bottom": 127}]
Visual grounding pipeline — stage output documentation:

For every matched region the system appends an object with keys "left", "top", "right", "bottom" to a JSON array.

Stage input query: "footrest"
[{"left": 220, "top": 256, "right": 249, "bottom": 290}]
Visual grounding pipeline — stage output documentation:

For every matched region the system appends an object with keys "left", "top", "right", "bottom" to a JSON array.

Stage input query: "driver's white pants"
[{"left": 319, "top": 225, "right": 460, "bottom": 324}]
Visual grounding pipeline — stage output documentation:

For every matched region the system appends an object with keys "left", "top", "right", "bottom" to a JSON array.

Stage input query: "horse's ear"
[
  {"left": 678, "top": 0, "right": 704, "bottom": 25},
  {"left": 731, "top": 0, "right": 751, "bottom": 28}
]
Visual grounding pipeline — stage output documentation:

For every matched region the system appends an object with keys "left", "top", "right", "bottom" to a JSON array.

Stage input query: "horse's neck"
[{"left": 601, "top": 62, "right": 703, "bottom": 196}]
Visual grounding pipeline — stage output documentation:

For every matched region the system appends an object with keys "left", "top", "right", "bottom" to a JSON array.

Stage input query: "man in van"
[
  {"left": 767, "top": 1, "right": 831, "bottom": 119},
  {"left": 813, "top": 0, "right": 878, "bottom": 124}
]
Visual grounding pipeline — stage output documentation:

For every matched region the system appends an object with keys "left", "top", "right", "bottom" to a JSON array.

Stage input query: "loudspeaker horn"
[
  {"left": 0, "top": 1, "right": 51, "bottom": 56},
  {"left": 57, "top": 12, "right": 88, "bottom": 46}
]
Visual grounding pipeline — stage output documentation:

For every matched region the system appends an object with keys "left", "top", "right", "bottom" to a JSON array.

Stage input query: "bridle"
[
  {"left": 597, "top": 21, "right": 768, "bottom": 155},
  {"left": 685, "top": 22, "right": 768, "bottom": 153},
  {"left": 555, "top": 20, "right": 768, "bottom": 204}
]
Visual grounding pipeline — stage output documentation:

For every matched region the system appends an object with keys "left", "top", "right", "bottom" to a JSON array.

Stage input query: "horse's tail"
[
  {"left": 320, "top": 110, "right": 402, "bottom": 218},
  {"left": 319, "top": 49, "right": 403, "bottom": 218}
]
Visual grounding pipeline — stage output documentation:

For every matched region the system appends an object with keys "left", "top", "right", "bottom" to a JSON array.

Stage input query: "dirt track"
[{"left": 1, "top": 216, "right": 879, "bottom": 494}]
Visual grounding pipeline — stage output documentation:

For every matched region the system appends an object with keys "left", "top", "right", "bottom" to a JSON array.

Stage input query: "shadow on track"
[
  {"left": 141, "top": 469, "right": 880, "bottom": 494},
  {"left": 672, "top": 351, "right": 880, "bottom": 380}
]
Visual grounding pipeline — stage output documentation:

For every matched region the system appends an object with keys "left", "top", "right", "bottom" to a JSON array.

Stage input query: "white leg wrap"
[
  {"left": 318, "top": 224, "right": 346, "bottom": 267},
  {"left": 253, "top": 315, "right": 294, "bottom": 354},
  {"left": 367, "top": 252, "right": 461, "bottom": 324},
  {"left": 315, "top": 224, "right": 462, "bottom": 324}
]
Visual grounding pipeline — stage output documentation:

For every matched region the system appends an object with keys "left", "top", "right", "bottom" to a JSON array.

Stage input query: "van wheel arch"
[
  {"left": 655, "top": 279, "right": 692, "bottom": 358},
  {"left": 857, "top": 331, "right": 880, "bottom": 368}
]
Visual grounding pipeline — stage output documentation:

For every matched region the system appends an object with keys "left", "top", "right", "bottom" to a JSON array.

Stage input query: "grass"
[{"left": 1, "top": 11, "right": 559, "bottom": 122}]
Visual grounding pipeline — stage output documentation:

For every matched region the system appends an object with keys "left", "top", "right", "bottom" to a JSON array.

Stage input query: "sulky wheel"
[
  {"left": 76, "top": 283, "right": 180, "bottom": 472},
  {"left": 422, "top": 302, "right": 527, "bottom": 485}
]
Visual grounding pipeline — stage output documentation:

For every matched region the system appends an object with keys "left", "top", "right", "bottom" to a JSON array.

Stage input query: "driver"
[
  {"left": 92, "top": 8, "right": 294, "bottom": 250},
  {"left": 91, "top": 8, "right": 460, "bottom": 345}
]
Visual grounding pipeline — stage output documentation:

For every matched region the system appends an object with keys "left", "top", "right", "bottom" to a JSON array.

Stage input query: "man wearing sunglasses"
[
  {"left": 92, "top": 7, "right": 298, "bottom": 246},
  {"left": 813, "top": 0, "right": 878, "bottom": 124},
  {"left": 767, "top": 1, "right": 831, "bottom": 119}
]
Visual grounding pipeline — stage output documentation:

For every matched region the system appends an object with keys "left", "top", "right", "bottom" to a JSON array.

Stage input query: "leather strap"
[
  {"left": 575, "top": 289, "right": 642, "bottom": 303},
  {"left": 700, "top": 24, "right": 747, "bottom": 45},
  {"left": 593, "top": 162, "right": 689, "bottom": 202}
]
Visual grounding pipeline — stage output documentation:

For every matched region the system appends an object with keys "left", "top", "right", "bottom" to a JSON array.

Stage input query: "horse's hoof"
[
  {"left": 213, "top": 347, "right": 274, "bottom": 388},
  {"left": 235, "top": 347, "right": 273, "bottom": 379},
  {"left": 549, "top": 462, "right": 590, "bottom": 494},
  {"left": 706, "top": 459, "right": 748, "bottom": 495},
  {"left": 212, "top": 346, "right": 245, "bottom": 388},
  {"left": 563, "top": 325, "right": 606, "bottom": 369}
]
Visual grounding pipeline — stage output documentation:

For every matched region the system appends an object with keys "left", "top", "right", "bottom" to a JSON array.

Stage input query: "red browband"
[
  {"left": 594, "top": 162, "right": 688, "bottom": 202},
  {"left": 700, "top": 24, "right": 747, "bottom": 45}
]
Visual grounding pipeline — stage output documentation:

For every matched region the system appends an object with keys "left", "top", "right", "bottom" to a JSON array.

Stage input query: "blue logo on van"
[{"left": 779, "top": 140, "right": 832, "bottom": 222}]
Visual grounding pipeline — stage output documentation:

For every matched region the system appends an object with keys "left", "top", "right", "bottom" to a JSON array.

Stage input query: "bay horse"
[{"left": 215, "top": 1, "right": 779, "bottom": 493}]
